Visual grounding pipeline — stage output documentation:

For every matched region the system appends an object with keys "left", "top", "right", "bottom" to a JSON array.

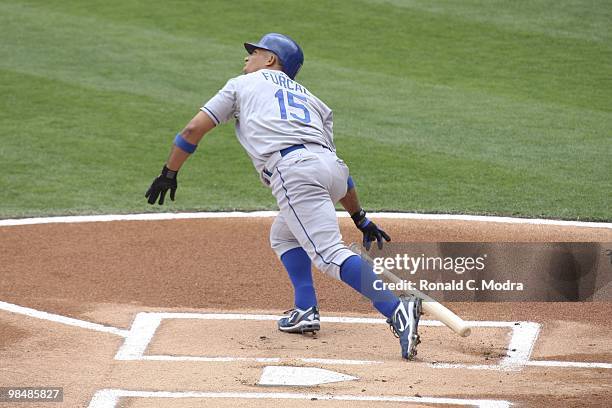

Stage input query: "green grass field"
[{"left": 1, "top": 0, "right": 610, "bottom": 220}]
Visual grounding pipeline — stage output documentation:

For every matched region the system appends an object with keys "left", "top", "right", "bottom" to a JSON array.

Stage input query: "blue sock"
[
  {"left": 281, "top": 247, "right": 317, "bottom": 310},
  {"left": 340, "top": 255, "right": 399, "bottom": 319}
]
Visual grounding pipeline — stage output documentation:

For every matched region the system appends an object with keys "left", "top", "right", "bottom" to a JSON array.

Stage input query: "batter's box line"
[
  {"left": 114, "top": 312, "right": 540, "bottom": 370},
  {"left": 1, "top": 301, "right": 610, "bottom": 370},
  {"left": 87, "top": 388, "right": 512, "bottom": 408}
]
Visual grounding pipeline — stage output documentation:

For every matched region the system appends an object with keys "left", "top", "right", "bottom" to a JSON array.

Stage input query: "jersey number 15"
[{"left": 274, "top": 89, "right": 311, "bottom": 124}]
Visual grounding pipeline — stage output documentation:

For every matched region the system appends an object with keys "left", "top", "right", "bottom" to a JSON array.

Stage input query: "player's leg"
[
  {"left": 270, "top": 213, "right": 318, "bottom": 310},
  {"left": 339, "top": 255, "right": 422, "bottom": 359},
  {"left": 272, "top": 151, "right": 422, "bottom": 358},
  {"left": 272, "top": 152, "right": 399, "bottom": 315},
  {"left": 270, "top": 213, "right": 320, "bottom": 333},
  {"left": 281, "top": 247, "right": 317, "bottom": 309},
  {"left": 272, "top": 155, "right": 353, "bottom": 280},
  {"left": 338, "top": 255, "right": 398, "bottom": 317},
  {"left": 328, "top": 152, "right": 422, "bottom": 359}
]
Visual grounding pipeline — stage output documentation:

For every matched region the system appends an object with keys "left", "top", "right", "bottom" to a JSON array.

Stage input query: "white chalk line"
[
  {"left": 0, "top": 301, "right": 608, "bottom": 370},
  {"left": 525, "top": 360, "right": 612, "bottom": 369},
  {"left": 139, "top": 355, "right": 382, "bottom": 365},
  {"left": 0, "top": 300, "right": 128, "bottom": 337},
  {"left": 141, "top": 355, "right": 283, "bottom": 363},
  {"left": 115, "top": 312, "right": 543, "bottom": 371},
  {"left": 1, "top": 211, "right": 610, "bottom": 229},
  {"left": 87, "top": 389, "right": 512, "bottom": 408},
  {"left": 300, "top": 357, "right": 383, "bottom": 365},
  {"left": 114, "top": 312, "right": 387, "bottom": 365},
  {"left": 121, "top": 311, "right": 522, "bottom": 326},
  {"left": 503, "top": 322, "right": 541, "bottom": 368},
  {"left": 429, "top": 321, "right": 541, "bottom": 372}
]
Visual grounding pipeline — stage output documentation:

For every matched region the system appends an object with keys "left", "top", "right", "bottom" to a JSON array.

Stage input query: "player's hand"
[
  {"left": 351, "top": 209, "right": 391, "bottom": 250},
  {"left": 145, "top": 165, "right": 178, "bottom": 205}
]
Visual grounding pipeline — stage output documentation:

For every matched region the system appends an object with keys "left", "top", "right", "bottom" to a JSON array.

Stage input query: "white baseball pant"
[{"left": 267, "top": 143, "right": 355, "bottom": 280}]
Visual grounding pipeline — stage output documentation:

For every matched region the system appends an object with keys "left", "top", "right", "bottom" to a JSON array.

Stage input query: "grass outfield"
[{"left": 1, "top": 1, "right": 610, "bottom": 220}]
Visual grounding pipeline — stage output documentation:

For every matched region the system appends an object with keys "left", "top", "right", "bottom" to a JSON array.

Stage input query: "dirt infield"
[{"left": 1, "top": 215, "right": 611, "bottom": 407}]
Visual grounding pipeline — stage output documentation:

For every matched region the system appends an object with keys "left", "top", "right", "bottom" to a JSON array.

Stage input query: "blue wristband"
[
  {"left": 174, "top": 133, "right": 198, "bottom": 154},
  {"left": 347, "top": 175, "right": 355, "bottom": 190}
]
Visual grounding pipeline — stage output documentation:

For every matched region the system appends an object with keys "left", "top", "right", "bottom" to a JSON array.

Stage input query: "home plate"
[{"left": 258, "top": 366, "right": 358, "bottom": 386}]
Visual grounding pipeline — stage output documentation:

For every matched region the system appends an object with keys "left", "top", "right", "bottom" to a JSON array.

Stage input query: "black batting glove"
[
  {"left": 351, "top": 209, "right": 391, "bottom": 250},
  {"left": 145, "top": 165, "right": 178, "bottom": 205}
]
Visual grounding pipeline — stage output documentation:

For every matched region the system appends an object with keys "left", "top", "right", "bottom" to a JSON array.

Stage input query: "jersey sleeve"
[{"left": 201, "top": 78, "right": 239, "bottom": 125}]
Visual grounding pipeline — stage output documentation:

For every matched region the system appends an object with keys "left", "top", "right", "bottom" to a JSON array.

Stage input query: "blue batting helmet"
[{"left": 244, "top": 33, "right": 304, "bottom": 79}]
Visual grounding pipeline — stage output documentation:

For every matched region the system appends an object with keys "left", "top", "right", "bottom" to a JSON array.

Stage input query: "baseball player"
[{"left": 145, "top": 33, "right": 423, "bottom": 360}]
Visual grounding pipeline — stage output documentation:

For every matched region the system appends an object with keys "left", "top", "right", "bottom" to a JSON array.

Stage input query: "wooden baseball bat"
[{"left": 349, "top": 243, "right": 472, "bottom": 337}]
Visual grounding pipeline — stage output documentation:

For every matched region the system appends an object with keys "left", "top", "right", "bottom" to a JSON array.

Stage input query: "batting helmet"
[{"left": 244, "top": 33, "right": 304, "bottom": 79}]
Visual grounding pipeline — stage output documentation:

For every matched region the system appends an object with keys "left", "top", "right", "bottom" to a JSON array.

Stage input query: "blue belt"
[
  {"left": 262, "top": 145, "right": 304, "bottom": 179},
  {"left": 280, "top": 144, "right": 305, "bottom": 157}
]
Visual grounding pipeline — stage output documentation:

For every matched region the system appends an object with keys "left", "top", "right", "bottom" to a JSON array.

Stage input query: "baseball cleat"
[
  {"left": 278, "top": 306, "right": 320, "bottom": 334},
  {"left": 388, "top": 295, "right": 422, "bottom": 360}
]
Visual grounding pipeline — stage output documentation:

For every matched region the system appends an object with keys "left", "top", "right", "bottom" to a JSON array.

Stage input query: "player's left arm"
[
  {"left": 145, "top": 111, "right": 216, "bottom": 205},
  {"left": 340, "top": 182, "right": 391, "bottom": 250}
]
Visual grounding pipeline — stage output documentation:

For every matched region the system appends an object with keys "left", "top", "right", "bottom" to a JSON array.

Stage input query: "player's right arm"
[
  {"left": 145, "top": 111, "right": 216, "bottom": 205},
  {"left": 145, "top": 77, "right": 238, "bottom": 205},
  {"left": 165, "top": 111, "right": 216, "bottom": 171}
]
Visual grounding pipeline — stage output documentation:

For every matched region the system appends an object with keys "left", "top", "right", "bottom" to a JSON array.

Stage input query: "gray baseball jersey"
[
  {"left": 201, "top": 69, "right": 335, "bottom": 174},
  {"left": 201, "top": 68, "right": 355, "bottom": 279}
]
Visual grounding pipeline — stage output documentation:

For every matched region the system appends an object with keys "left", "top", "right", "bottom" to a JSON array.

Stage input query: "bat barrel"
[{"left": 423, "top": 301, "right": 472, "bottom": 337}]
